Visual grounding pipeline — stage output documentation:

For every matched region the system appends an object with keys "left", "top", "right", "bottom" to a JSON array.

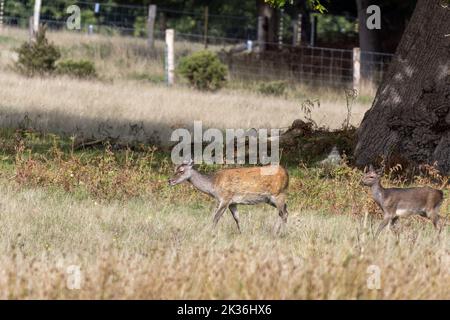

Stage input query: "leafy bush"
[
  {"left": 177, "top": 51, "right": 228, "bottom": 91},
  {"left": 15, "top": 26, "right": 61, "bottom": 76},
  {"left": 257, "top": 81, "right": 287, "bottom": 96},
  {"left": 57, "top": 59, "right": 97, "bottom": 79}
]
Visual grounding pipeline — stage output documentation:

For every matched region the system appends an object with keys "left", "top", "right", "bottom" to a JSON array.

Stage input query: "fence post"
[
  {"left": 165, "top": 29, "right": 175, "bottom": 86},
  {"left": 353, "top": 47, "right": 361, "bottom": 92},
  {"left": 0, "top": 0, "right": 4, "bottom": 29},
  {"left": 310, "top": 14, "right": 317, "bottom": 47},
  {"left": 292, "top": 14, "right": 302, "bottom": 46},
  {"left": 147, "top": 5, "right": 157, "bottom": 49},
  {"left": 28, "top": 16, "right": 33, "bottom": 40},
  {"left": 203, "top": 6, "right": 209, "bottom": 49},
  {"left": 33, "top": 0, "right": 41, "bottom": 36},
  {"left": 278, "top": 8, "right": 284, "bottom": 49},
  {"left": 257, "top": 15, "right": 265, "bottom": 52}
]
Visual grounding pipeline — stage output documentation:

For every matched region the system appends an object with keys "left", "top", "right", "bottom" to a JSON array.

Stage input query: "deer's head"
[
  {"left": 362, "top": 165, "right": 381, "bottom": 186},
  {"left": 168, "top": 159, "right": 194, "bottom": 186}
]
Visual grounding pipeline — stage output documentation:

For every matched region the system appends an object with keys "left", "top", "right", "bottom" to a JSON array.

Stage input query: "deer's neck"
[
  {"left": 371, "top": 180, "right": 385, "bottom": 206},
  {"left": 188, "top": 170, "right": 216, "bottom": 198}
]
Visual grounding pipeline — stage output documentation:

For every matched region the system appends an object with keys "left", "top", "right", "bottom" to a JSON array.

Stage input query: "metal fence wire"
[{"left": 1, "top": 0, "right": 394, "bottom": 88}]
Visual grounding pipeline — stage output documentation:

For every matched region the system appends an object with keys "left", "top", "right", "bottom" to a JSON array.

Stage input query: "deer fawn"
[
  {"left": 362, "top": 165, "right": 444, "bottom": 237},
  {"left": 168, "top": 159, "right": 289, "bottom": 232}
]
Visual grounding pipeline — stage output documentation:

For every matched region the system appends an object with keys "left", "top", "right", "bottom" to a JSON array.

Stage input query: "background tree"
[{"left": 354, "top": 0, "right": 450, "bottom": 173}]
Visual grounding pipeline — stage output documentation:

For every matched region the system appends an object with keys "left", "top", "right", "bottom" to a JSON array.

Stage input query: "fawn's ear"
[
  {"left": 368, "top": 164, "right": 375, "bottom": 172},
  {"left": 182, "top": 158, "right": 194, "bottom": 167}
]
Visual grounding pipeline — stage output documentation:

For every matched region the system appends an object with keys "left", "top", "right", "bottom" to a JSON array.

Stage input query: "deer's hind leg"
[
  {"left": 270, "top": 194, "right": 288, "bottom": 224},
  {"left": 428, "top": 204, "right": 442, "bottom": 233},
  {"left": 228, "top": 204, "right": 241, "bottom": 233}
]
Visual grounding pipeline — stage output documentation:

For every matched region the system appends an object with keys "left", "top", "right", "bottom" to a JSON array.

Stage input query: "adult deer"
[
  {"left": 362, "top": 165, "right": 445, "bottom": 237},
  {"left": 168, "top": 159, "right": 289, "bottom": 232}
]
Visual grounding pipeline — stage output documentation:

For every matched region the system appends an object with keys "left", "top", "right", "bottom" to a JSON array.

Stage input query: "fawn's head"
[
  {"left": 168, "top": 159, "right": 194, "bottom": 186},
  {"left": 362, "top": 165, "right": 381, "bottom": 186}
]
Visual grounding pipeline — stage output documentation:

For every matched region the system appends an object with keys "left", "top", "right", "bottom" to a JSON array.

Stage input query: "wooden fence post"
[
  {"left": 33, "top": 0, "right": 41, "bottom": 36},
  {"left": 0, "top": 0, "right": 5, "bottom": 29},
  {"left": 147, "top": 5, "right": 157, "bottom": 49},
  {"left": 28, "top": 16, "right": 33, "bottom": 40},
  {"left": 278, "top": 8, "right": 284, "bottom": 49},
  {"left": 292, "top": 14, "right": 302, "bottom": 46},
  {"left": 165, "top": 29, "right": 175, "bottom": 86},
  {"left": 203, "top": 6, "right": 209, "bottom": 49},
  {"left": 353, "top": 47, "right": 361, "bottom": 92},
  {"left": 257, "top": 15, "right": 265, "bottom": 52},
  {"left": 310, "top": 14, "right": 317, "bottom": 47}
]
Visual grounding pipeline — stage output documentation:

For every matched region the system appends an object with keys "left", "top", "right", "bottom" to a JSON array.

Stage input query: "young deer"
[
  {"left": 362, "top": 165, "right": 444, "bottom": 237},
  {"left": 168, "top": 159, "right": 289, "bottom": 232}
]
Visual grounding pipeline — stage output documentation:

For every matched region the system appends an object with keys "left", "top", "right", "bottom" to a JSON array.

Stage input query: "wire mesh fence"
[{"left": 1, "top": 0, "right": 394, "bottom": 88}]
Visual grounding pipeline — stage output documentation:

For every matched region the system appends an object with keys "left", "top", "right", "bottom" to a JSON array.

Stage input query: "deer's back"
[
  {"left": 213, "top": 165, "right": 288, "bottom": 196},
  {"left": 384, "top": 186, "right": 443, "bottom": 209}
]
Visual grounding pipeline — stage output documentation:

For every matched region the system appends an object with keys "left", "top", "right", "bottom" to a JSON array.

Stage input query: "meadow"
[{"left": 0, "top": 27, "right": 448, "bottom": 299}]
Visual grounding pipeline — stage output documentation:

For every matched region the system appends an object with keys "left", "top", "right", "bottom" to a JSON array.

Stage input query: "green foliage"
[
  {"left": 56, "top": 59, "right": 97, "bottom": 79},
  {"left": 257, "top": 81, "right": 287, "bottom": 96},
  {"left": 133, "top": 16, "right": 148, "bottom": 37},
  {"left": 264, "top": 0, "right": 326, "bottom": 12},
  {"left": 177, "top": 51, "right": 228, "bottom": 91},
  {"left": 15, "top": 27, "right": 61, "bottom": 76},
  {"left": 316, "top": 14, "right": 357, "bottom": 43}
]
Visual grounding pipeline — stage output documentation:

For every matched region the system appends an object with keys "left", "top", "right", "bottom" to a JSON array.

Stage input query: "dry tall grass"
[
  {"left": 0, "top": 71, "right": 371, "bottom": 145},
  {"left": 0, "top": 131, "right": 447, "bottom": 299},
  {"left": 0, "top": 26, "right": 374, "bottom": 146},
  {"left": 0, "top": 180, "right": 448, "bottom": 299}
]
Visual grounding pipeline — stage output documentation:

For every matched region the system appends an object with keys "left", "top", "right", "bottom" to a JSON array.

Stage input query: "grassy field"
[
  {"left": 0, "top": 26, "right": 373, "bottom": 146},
  {"left": 0, "top": 27, "right": 449, "bottom": 299}
]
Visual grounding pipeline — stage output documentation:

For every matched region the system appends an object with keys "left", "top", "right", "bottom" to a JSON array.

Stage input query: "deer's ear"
[
  {"left": 182, "top": 158, "right": 194, "bottom": 166},
  {"left": 364, "top": 166, "right": 368, "bottom": 173},
  {"left": 368, "top": 164, "right": 375, "bottom": 172}
]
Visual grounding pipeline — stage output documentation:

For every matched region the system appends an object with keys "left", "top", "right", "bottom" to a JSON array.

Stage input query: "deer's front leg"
[
  {"left": 213, "top": 201, "right": 229, "bottom": 228},
  {"left": 375, "top": 213, "right": 392, "bottom": 238}
]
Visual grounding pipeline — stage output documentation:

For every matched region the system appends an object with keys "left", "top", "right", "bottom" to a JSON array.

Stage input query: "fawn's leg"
[
  {"left": 389, "top": 216, "right": 400, "bottom": 233},
  {"left": 426, "top": 203, "right": 442, "bottom": 232},
  {"left": 429, "top": 210, "right": 442, "bottom": 233},
  {"left": 228, "top": 204, "right": 241, "bottom": 233},
  {"left": 213, "top": 201, "right": 229, "bottom": 228},
  {"left": 376, "top": 215, "right": 392, "bottom": 238},
  {"left": 273, "top": 194, "right": 288, "bottom": 224}
]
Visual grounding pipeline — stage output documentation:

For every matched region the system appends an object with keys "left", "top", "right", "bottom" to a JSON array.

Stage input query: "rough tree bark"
[{"left": 355, "top": 0, "right": 450, "bottom": 173}]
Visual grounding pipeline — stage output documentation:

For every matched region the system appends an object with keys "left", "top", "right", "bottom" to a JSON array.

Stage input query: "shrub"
[
  {"left": 177, "top": 51, "right": 227, "bottom": 91},
  {"left": 257, "top": 81, "right": 287, "bottom": 96},
  {"left": 15, "top": 26, "right": 61, "bottom": 76},
  {"left": 57, "top": 59, "right": 97, "bottom": 79}
]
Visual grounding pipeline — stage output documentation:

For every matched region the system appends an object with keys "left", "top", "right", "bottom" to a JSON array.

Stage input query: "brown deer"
[
  {"left": 362, "top": 165, "right": 444, "bottom": 237},
  {"left": 168, "top": 159, "right": 289, "bottom": 232}
]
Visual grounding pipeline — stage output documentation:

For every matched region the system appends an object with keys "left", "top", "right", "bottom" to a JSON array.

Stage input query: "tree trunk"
[
  {"left": 257, "top": 0, "right": 278, "bottom": 48},
  {"left": 356, "top": 0, "right": 382, "bottom": 79},
  {"left": 354, "top": 0, "right": 450, "bottom": 174}
]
